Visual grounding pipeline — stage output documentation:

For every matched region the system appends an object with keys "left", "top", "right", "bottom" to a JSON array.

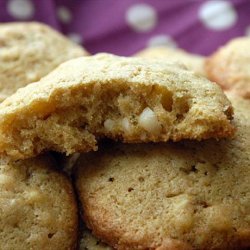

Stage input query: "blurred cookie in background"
[
  {"left": 0, "top": 154, "right": 78, "bottom": 250},
  {"left": 134, "top": 46, "right": 206, "bottom": 77},
  {"left": 205, "top": 37, "right": 250, "bottom": 99},
  {"left": 75, "top": 96, "right": 250, "bottom": 250},
  {"left": 0, "top": 22, "right": 88, "bottom": 101}
]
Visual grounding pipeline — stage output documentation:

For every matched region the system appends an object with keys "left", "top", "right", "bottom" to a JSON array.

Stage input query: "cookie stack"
[{"left": 0, "top": 22, "right": 249, "bottom": 250}]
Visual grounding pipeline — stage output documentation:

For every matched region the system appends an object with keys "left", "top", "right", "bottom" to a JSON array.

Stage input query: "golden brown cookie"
[
  {"left": 75, "top": 97, "right": 250, "bottom": 250},
  {"left": 0, "top": 155, "right": 78, "bottom": 250},
  {"left": 135, "top": 46, "right": 206, "bottom": 76},
  {"left": 0, "top": 53, "right": 234, "bottom": 160},
  {"left": 0, "top": 22, "right": 88, "bottom": 101},
  {"left": 205, "top": 37, "right": 250, "bottom": 99}
]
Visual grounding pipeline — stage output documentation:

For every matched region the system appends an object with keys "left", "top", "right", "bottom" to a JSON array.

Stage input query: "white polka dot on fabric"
[
  {"left": 7, "top": 0, "right": 34, "bottom": 20},
  {"left": 148, "top": 35, "right": 177, "bottom": 48},
  {"left": 68, "top": 33, "right": 82, "bottom": 44},
  {"left": 126, "top": 4, "right": 157, "bottom": 32},
  {"left": 57, "top": 6, "right": 72, "bottom": 24},
  {"left": 245, "top": 25, "right": 250, "bottom": 36},
  {"left": 199, "top": 0, "right": 237, "bottom": 31}
]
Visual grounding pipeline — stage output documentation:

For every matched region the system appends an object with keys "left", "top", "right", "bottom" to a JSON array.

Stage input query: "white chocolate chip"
[
  {"left": 138, "top": 107, "right": 161, "bottom": 134},
  {"left": 64, "top": 153, "right": 81, "bottom": 174},
  {"left": 173, "top": 195, "right": 191, "bottom": 210},
  {"left": 121, "top": 117, "right": 132, "bottom": 134},
  {"left": 172, "top": 195, "right": 193, "bottom": 230},
  {"left": 104, "top": 119, "right": 115, "bottom": 131}
]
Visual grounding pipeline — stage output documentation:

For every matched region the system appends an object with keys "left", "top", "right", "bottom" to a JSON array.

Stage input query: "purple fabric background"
[{"left": 0, "top": 0, "right": 249, "bottom": 56}]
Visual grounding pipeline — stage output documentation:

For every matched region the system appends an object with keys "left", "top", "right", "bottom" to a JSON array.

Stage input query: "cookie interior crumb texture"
[
  {"left": 0, "top": 22, "right": 88, "bottom": 101},
  {"left": 75, "top": 97, "right": 250, "bottom": 250},
  {"left": 135, "top": 46, "right": 206, "bottom": 77},
  {"left": 0, "top": 155, "right": 78, "bottom": 250},
  {"left": 0, "top": 53, "right": 234, "bottom": 160},
  {"left": 205, "top": 37, "right": 250, "bottom": 99}
]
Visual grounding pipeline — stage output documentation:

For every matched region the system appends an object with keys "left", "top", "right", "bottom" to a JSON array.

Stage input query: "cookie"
[
  {"left": 205, "top": 37, "right": 250, "bottom": 99},
  {"left": 135, "top": 46, "right": 206, "bottom": 76},
  {"left": 0, "top": 154, "right": 78, "bottom": 250},
  {"left": 0, "top": 22, "right": 88, "bottom": 101},
  {"left": 75, "top": 97, "right": 250, "bottom": 250},
  {"left": 80, "top": 225, "right": 111, "bottom": 250},
  {"left": 0, "top": 53, "right": 234, "bottom": 160}
]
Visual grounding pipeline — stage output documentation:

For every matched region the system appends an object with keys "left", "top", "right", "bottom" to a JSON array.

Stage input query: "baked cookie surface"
[
  {"left": 75, "top": 97, "right": 250, "bottom": 250},
  {"left": 0, "top": 53, "right": 234, "bottom": 160},
  {"left": 0, "top": 22, "right": 87, "bottom": 101},
  {"left": 135, "top": 46, "right": 206, "bottom": 76},
  {"left": 0, "top": 155, "right": 78, "bottom": 250},
  {"left": 205, "top": 37, "right": 250, "bottom": 99}
]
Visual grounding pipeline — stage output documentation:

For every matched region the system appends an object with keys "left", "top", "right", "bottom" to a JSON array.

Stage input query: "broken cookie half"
[{"left": 0, "top": 53, "right": 234, "bottom": 160}]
